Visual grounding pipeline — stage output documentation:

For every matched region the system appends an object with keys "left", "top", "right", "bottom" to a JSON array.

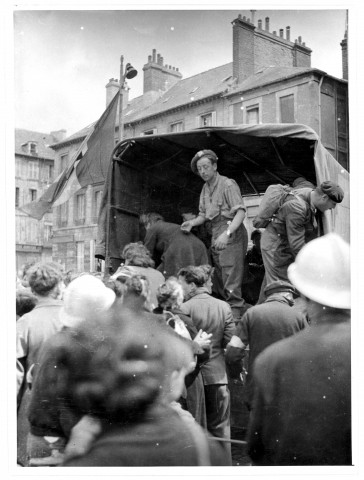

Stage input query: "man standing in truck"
[{"left": 181, "top": 150, "right": 249, "bottom": 319}]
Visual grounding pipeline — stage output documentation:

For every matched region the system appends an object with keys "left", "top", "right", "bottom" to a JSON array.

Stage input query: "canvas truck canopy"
[{"left": 95, "top": 124, "right": 349, "bottom": 267}]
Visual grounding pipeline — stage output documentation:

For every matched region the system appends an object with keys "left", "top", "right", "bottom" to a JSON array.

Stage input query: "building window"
[
  {"left": 28, "top": 161, "right": 39, "bottom": 180},
  {"left": 142, "top": 128, "right": 157, "bottom": 136},
  {"left": 75, "top": 193, "right": 86, "bottom": 225},
  {"left": 232, "top": 102, "right": 244, "bottom": 125},
  {"left": 29, "top": 189, "right": 37, "bottom": 202},
  {"left": 58, "top": 201, "right": 68, "bottom": 228},
  {"left": 197, "top": 112, "right": 216, "bottom": 128},
  {"left": 170, "top": 121, "right": 184, "bottom": 133},
  {"left": 246, "top": 106, "right": 259, "bottom": 125},
  {"left": 43, "top": 164, "right": 54, "bottom": 183},
  {"left": 76, "top": 241, "right": 85, "bottom": 272},
  {"left": 16, "top": 159, "right": 22, "bottom": 178},
  {"left": 16, "top": 187, "right": 20, "bottom": 207},
  {"left": 92, "top": 188, "right": 103, "bottom": 223},
  {"left": 44, "top": 224, "right": 53, "bottom": 242},
  {"left": 60, "top": 153, "right": 69, "bottom": 174},
  {"left": 279, "top": 94, "right": 295, "bottom": 123},
  {"left": 29, "top": 142, "right": 38, "bottom": 155},
  {"left": 89, "top": 239, "right": 96, "bottom": 272}
]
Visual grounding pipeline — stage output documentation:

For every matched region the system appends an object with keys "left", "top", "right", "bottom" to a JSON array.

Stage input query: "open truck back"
[{"left": 96, "top": 123, "right": 349, "bottom": 271}]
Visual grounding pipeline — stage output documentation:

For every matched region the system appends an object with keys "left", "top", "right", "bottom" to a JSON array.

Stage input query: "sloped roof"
[
  {"left": 231, "top": 66, "right": 324, "bottom": 94},
  {"left": 55, "top": 62, "right": 346, "bottom": 145},
  {"left": 15, "top": 129, "right": 56, "bottom": 159},
  {"left": 124, "top": 63, "right": 233, "bottom": 123}
]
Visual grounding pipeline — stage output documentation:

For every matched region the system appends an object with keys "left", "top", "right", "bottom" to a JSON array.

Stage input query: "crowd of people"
[{"left": 16, "top": 149, "right": 350, "bottom": 468}]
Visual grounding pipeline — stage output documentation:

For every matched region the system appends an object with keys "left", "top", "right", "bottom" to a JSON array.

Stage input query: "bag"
[
  {"left": 164, "top": 311, "right": 192, "bottom": 340},
  {"left": 253, "top": 184, "right": 297, "bottom": 228}
]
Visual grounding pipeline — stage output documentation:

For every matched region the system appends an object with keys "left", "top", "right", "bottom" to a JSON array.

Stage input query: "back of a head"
[
  {"left": 27, "top": 262, "right": 64, "bottom": 297},
  {"left": 16, "top": 289, "right": 38, "bottom": 317},
  {"left": 251, "top": 229, "right": 262, "bottom": 242},
  {"left": 122, "top": 242, "right": 155, "bottom": 268},
  {"left": 140, "top": 212, "right": 164, "bottom": 227},
  {"left": 177, "top": 265, "right": 206, "bottom": 287},
  {"left": 156, "top": 277, "right": 184, "bottom": 310},
  {"left": 57, "top": 308, "right": 170, "bottom": 422},
  {"left": 288, "top": 233, "right": 350, "bottom": 309}
]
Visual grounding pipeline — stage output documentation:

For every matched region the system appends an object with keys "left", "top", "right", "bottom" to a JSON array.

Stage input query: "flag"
[{"left": 19, "top": 92, "right": 119, "bottom": 220}]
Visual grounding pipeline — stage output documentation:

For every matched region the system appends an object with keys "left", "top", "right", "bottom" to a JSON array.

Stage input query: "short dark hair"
[
  {"left": 16, "top": 290, "right": 38, "bottom": 317},
  {"left": 27, "top": 262, "right": 64, "bottom": 297},
  {"left": 177, "top": 266, "right": 205, "bottom": 287},
  {"left": 251, "top": 229, "right": 261, "bottom": 241}
]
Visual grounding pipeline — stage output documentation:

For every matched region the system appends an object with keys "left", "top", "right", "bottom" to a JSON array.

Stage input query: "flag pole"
[{"left": 118, "top": 55, "right": 125, "bottom": 142}]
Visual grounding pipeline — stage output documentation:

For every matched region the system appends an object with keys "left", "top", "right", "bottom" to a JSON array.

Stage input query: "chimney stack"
[
  {"left": 143, "top": 49, "right": 182, "bottom": 100},
  {"left": 279, "top": 29, "right": 284, "bottom": 38},
  {"left": 341, "top": 30, "right": 348, "bottom": 80},
  {"left": 265, "top": 17, "right": 270, "bottom": 31},
  {"left": 258, "top": 19, "right": 262, "bottom": 29},
  {"left": 286, "top": 26, "right": 290, "bottom": 41},
  {"left": 105, "top": 78, "right": 120, "bottom": 107},
  {"left": 232, "top": 15, "right": 255, "bottom": 83}
]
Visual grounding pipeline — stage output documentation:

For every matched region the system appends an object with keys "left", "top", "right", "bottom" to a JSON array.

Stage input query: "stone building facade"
[
  {"left": 50, "top": 13, "right": 349, "bottom": 272},
  {"left": 15, "top": 129, "right": 65, "bottom": 272}
]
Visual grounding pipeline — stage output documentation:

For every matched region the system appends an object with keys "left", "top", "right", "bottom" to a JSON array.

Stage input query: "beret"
[
  {"left": 264, "top": 280, "right": 299, "bottom": 298},
  {"left": 191, "top": 149, "right": 218, "bottom": 175},
  {"left": 320, "top": 181, "right": 344, "bottom": 203}
]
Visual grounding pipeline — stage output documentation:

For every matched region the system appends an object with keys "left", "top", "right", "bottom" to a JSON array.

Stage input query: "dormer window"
[
  {"left": 29, "top": 142, "right": 37, "bottom": 155},
  {"left": 21, "top": 141, "right": 38, "bottom": 155}
]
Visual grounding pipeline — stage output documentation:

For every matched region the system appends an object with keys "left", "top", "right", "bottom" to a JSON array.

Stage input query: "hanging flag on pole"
[{"left": 19, "top": 92, "right": 119, "bottom": 220}]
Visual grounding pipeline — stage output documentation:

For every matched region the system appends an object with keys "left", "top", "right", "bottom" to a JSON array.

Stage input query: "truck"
[{"left": 96, "top": 123, "right": 349, "bottom": 272}]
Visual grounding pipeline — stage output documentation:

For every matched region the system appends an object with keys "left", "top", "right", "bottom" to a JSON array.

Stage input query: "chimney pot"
[
  {"left": 286, "top": 26, "right": 291, "bottom": 41},
  {"left": 279, "top": 29, "right": 284, "bottom": 38},
  {"left": 247, "top": 18, "right": 250, "bottom": 23},
  {"left": 258, "top": 19, "right": 262, "bottom": 29},
  {"left": 152, "top": 49, "right": 156, "bottom": 62},
  {"left": 273, "top": 30, "right": 277, "bottom": 35},
  {"left": 302, "top": 42, "right": 306, "bottom": 46},
  {"left": 265, "top": 17, "right": 270, "bottom": 31},
  {"left": 298, "top": 36, "right": 302, "bottom": 44},
  {"left": 148, "top": 55, "right": 152, "bottom": 62},
  {"left": 243, "top": 16, "right": 246, "bottom": 21},
  {"left": 238, "top": 14, "right": 242, "bottom": 19}
]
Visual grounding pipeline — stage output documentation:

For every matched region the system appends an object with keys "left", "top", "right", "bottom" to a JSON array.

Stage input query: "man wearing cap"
[
  {"left": 247, "top": 233, "right": 351, "bottom": 465},
  {"left": 260, "top": 180, "right": 345, "bottom": 291},
  {"left": 181, "top": 150, "right": 249, "bottom": 319},
  {"left": 225, "top": 280, "right": 307, "bottom": 410}
]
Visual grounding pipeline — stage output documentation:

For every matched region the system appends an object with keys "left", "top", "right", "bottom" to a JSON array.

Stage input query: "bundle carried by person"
[{"left": 253, "top": 181, "right": 314, "bottom": 228}]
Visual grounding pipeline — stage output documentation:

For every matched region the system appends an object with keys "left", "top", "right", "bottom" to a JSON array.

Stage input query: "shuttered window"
[{"left": 279, "top": 94, "right": 295, "bottom": 123}]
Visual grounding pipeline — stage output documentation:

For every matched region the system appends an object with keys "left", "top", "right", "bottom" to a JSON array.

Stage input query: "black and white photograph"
[{"left": 2, "top": 0, "right": 361, "bottom": 478}]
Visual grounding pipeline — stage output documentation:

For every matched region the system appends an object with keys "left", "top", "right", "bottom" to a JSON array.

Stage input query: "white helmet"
[
  {"left": 60, "top": 274, "right": 116, "bottom": 327},
  {"left": 287, "top": 233, "right": 350, "bottom": 309}
]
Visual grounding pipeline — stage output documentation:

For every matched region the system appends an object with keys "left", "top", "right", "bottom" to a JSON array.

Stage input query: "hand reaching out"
[{"left": 193, "top": 329, "right": 212, "bottom": 349}]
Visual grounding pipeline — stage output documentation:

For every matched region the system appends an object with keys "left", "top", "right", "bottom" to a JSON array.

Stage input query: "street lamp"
[{"left": 118, "top": 55, "right": 138, "bottom": 142}]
